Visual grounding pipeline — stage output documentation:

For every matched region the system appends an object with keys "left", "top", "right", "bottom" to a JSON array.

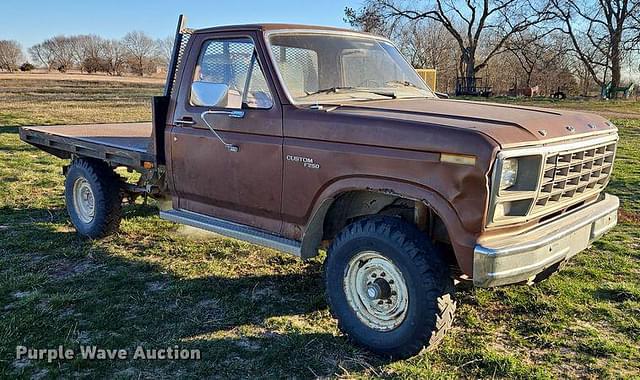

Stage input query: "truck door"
[{"left": 168, "top": 33, "right": 283, "bottom": 233}]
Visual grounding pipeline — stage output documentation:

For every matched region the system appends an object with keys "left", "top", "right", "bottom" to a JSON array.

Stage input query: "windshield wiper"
[
  {"left": 304, "top": 86, "right": 355, "bottom": 96},
  {"left": 303, "top": 86, "right": 397, "bottom": 100}
]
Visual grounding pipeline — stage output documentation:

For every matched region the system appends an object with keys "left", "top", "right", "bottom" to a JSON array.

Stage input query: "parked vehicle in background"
[{"left": 20, "top": 16, "right": 619, "bottom": 358}]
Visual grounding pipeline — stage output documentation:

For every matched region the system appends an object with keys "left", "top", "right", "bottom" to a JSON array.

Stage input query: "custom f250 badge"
[{"left": 286, "top": 155, "right": 320, "bottom": 169}]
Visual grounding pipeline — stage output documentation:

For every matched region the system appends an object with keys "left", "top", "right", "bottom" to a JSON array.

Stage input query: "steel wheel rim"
[
  {"left": 344, "top": 250, "right": 409, "bottom": 331},
  {"left": 73, "top": 177, "right": 95, "bottom": 224}
]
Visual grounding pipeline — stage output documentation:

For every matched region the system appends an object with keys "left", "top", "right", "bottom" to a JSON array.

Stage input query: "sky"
[{"left": 2, "top": 0, "right": 362, "bottom": 49}]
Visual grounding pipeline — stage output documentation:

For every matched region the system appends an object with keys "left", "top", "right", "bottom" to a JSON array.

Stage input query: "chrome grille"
[
  {"left": 533, "top": 140, "right": 616, "bottom": 214},
  {"left": 488, "top": 134, "right": 619, "bottom": 227}
]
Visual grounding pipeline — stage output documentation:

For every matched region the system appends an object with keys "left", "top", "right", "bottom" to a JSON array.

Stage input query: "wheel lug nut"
[
  {"left": 388, "top": 280, "right": 394, "bottom": 284},
  {"left": 391, "top": 291, "right": 397, "bottom": 296},
  {"left": 380, "top": 272, "right": 386, "bottom": 277},
  {"left": 371, "top": 273, "right": 377, "bottom": 278},
  {"left": 378, "top": 300, "right": 384, "bottom": 305}
]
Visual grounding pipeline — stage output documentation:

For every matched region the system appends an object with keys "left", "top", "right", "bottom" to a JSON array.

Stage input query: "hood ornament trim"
[
  {"left": 538, "top": 129, "right": 548, "bottom": 136},
  {"left": 566, "top": 125, "right": 576, "bottom": 133}
]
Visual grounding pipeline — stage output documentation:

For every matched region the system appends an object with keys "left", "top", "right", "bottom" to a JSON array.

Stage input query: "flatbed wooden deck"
[{"left": 19, "top": 123, "right": 155, "bottom": 169}]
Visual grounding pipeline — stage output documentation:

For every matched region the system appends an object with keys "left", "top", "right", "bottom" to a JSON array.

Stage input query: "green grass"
[{"left": 1, "top": 79, "right": 638, "bottom": 378}]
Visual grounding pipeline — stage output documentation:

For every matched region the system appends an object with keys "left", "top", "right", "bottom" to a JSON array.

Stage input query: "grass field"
[{"left": 0, "top": 77, "right": 638, "bottom": 379}]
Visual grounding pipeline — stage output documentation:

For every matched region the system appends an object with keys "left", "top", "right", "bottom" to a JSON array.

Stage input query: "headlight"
[
  {"left": 499, "top": 158, "right": 519, "bottom": 190},
  {"left": 489, "top": 154, "right": 543, "bottom": 226}
]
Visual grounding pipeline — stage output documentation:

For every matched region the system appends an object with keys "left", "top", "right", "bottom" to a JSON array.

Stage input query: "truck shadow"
[
  {"left": 1, "top": 210, "right": 384, "bottom": 378},
  {"left": 0, "top": 126, "right": 20, "bottom": 134}
]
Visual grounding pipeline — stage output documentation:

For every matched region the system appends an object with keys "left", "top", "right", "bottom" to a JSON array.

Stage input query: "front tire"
[
  {"left": 325, "top": 216, "right": 456, "bottom": 359},
  {"left": 65, "top": 159, "right": 122, "bottom": 239}
]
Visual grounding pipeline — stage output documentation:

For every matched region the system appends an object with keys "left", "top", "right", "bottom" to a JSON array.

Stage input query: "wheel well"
[
  {"left": 322, "top": 191, "right": 410, "bottom": 239},
  {"left": 302, "top": 190, "right": 458, "bottom": 272}
]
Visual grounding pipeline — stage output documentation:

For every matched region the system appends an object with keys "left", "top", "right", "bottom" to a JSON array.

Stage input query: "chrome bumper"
[{"left": 473, "top": 194, "right": 619, "bottom": 287}]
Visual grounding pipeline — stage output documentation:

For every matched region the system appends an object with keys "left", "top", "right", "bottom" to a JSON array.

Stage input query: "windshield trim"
[{"left": 263, "top": 29, "right": 430, "bottom": 106}]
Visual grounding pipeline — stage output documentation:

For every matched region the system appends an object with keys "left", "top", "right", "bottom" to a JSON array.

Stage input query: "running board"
[{"left": 160, "top": 209, "right": 302, "bottom": 256}]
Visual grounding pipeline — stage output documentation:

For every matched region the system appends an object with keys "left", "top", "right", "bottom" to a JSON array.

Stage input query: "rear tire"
[
  {"left": 65, "top": 158, "right": 122, "bottom": 238},
  {"left": 325, "top": 216, "right": 456, "bottom": 359}
]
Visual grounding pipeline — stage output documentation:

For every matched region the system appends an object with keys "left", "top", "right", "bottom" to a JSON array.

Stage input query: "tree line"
[
  {"left": 2, "top": 2, "right": 639, "bottom": 95},
  {"left": 0, "top": 32, "right": 172, "bottom": 76},
  {"left": 346, "top": 0, "right": 640, "bottom": 96}
]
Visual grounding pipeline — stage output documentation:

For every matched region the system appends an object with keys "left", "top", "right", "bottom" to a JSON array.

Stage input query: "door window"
[{"left": 192, "top": 38, "right": 273, "bottom": 109}]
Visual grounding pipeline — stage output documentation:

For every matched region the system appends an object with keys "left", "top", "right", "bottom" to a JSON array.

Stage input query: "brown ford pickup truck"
[{"left": 19, "top": 16, "right": 619, "bottom": 358}]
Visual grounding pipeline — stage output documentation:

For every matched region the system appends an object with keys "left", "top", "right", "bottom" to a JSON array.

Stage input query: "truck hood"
[{"left": 330, "top": 98, "right": 617, "bottom": 147}]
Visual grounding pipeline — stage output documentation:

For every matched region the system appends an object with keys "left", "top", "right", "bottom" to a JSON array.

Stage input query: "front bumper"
[{"left": 473, "top": 194, "right": 619, "bottom": 287}]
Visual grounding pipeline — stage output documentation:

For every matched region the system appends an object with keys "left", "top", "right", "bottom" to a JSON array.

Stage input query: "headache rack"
[
  {"left": 150, "top": 15, "right": 194, "bottom": 165},
  {"left": 164, "top": 14, "right": 194, "bottom": 98}
]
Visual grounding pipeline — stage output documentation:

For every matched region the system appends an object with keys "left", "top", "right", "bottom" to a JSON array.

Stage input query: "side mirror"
[{"left": 190, "top": 81, "right": 229, "bottom": 108}]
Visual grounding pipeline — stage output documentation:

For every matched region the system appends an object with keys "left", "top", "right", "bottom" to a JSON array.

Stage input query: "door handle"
[
  {"left": 175, "top": 117, "right": 196, "bottom": 126},
  {"left": 200, "top": 110, "right": 244, "bottom": 152}
]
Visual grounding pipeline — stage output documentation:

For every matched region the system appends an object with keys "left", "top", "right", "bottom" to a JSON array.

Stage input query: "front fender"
[{"left": 299, "top": 177, "right": 478, "bottom": 274}]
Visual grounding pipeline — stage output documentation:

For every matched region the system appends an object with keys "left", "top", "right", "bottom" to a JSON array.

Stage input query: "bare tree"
[
  {"left": 398, "top": 20, "right": 453, "bottom": 68},
  {"left": 551, "top": 0, "right": 640, "bottom": 90},
  {"left": 122, "top": 31, "right": 157, "bottom": 76},
  {"left": 44, "top": 36, "right": 76, "bottom": 72},
  {"left": 157, "top": 35, "right": 174, "bottom": 66},
  {"left": 505, "top": 30, "right": 568, "bottom": 87},
  {"left": 0, "top": 40, "right": 24, "bottom": 71},
  {"left": 101, "top": 39, "right": 126, "bottom": 76},
  {"left": 573, "top": 59, "right": 598, "bottom": 95},
  {"left": 346, "top": 0, "right": 553, "bottom": 86},
  {"left": 344, "top": 5, "right": 387, "bottom": 33},
  {"left": 28, "top": 42, "right": 55, "bottom": 70},
  {"left": 69, "top": 35, "right": 104, "bottom": 73},
  {"left": 394, "top": 21, "right": 459, "bottom": 92}
]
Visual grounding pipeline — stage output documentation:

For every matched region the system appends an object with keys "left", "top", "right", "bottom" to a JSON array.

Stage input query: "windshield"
[{"left": 267, "top": 32, "right": 435, "bottom": 105}]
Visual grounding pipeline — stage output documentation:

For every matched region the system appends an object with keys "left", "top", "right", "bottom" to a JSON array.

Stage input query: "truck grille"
[
  {"left": 488, "top": 134, "right": 618, "bottom": 227},
  {"left": 533, "top": 140, "right": 617, "bottom": 214}
]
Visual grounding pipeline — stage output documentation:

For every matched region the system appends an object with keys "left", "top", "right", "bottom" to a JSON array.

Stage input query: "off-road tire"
[
  {"left": 65, "top": 158, "right": 122, "bottom": 238},
  {"left": 325, "top": 215, "right": 456, "bottom": 359}
]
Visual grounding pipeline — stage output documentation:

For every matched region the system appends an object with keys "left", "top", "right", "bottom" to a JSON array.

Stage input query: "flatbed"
[{"left": 19, "top": 123, "right": 154, "bottom": 169}]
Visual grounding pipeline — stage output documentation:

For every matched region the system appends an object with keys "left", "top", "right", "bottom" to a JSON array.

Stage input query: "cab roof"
[{"left": 193, "top": 23, "right": 373, "bottom": 37}]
